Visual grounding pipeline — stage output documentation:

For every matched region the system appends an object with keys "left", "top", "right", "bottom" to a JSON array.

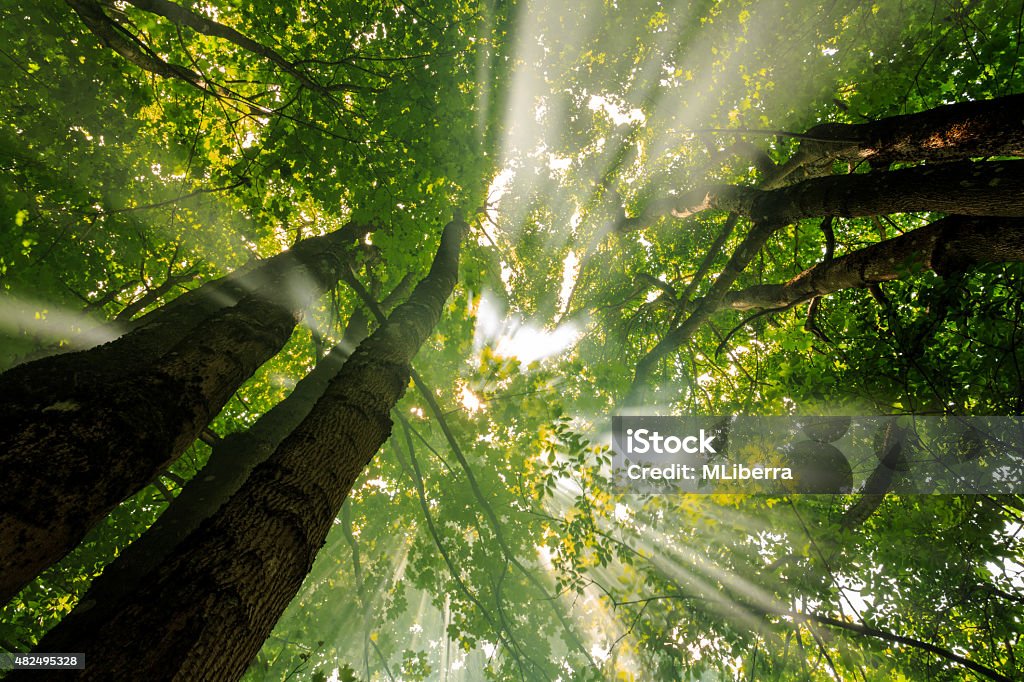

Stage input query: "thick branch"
[
  {"left": 625, "top": 215, "right": 1024, "bottom": 404},
  {"left": 778, "top": 93, "right": 1024, "bottom": 183},
  {"left": 720, "top": 216, "right": 1024, "bottom": 311},
  {"left": 630, "top": 160, "right": 1024, "bottom": 228}
]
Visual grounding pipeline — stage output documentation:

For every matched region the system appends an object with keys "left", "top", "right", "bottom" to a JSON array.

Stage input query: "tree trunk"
[
  {"left": 26, "top": 215, "right": 468, "bottom": 681},
  {"left": 47, "top": 275, "right": 412, "bottom": 638},
  {"left": 0, "top": 224, "right": 369, "bottom": 603}
]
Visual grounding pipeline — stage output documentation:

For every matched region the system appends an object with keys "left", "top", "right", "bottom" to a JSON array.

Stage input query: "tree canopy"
[{"left": 3, "top": 0, "right": 1024, "bottom": 680}]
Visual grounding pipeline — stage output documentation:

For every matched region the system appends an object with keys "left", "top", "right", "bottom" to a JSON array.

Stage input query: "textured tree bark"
[
  {"left": 774, "top": 93, "right": 1024, "bottom": 185},
  {"left": 719, "top": 217, "right": 1024, "bottom": 310},
  {"left": 44, "top": 276, "right": 412, "bottom": 639},
  {"left": 26, "top": 216, "right": 468, "bottom": 681},
  {"left": 0, "top": 224, "right": 369, "bottom": 604},
  {"left": 631, "top": 160, "right": 1024, "bottom": 227}
]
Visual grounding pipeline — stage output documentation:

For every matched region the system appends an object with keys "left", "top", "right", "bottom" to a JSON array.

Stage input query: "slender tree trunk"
[
  {"left": 0, "top": 224, "right": 369, "bottom": 603},
  {"left": 113, "top": 268, "right": 200, "bottom": 323},
  {"left": 26, "top": 215, "right": 468, "bottom": 681},
  {"left": 624, "top": 219, "right": 782, "bottom": 405}
]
